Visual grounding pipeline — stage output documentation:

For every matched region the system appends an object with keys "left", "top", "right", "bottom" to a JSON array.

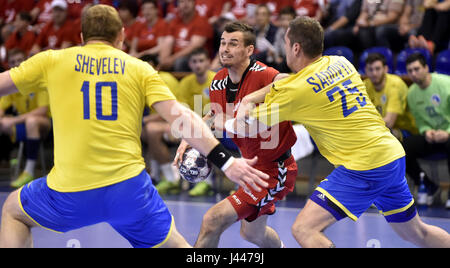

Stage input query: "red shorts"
[{"left": 226, "top": 155, "right": 298, "bottom": 222}]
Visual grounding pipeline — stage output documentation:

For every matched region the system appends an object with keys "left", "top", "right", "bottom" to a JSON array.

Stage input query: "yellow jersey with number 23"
[
  {"left": 252, "top": 56, "right": 405, "bottom": 171},
  {"left": 9, "top": 43, "right": 176, "bottom": 192}
]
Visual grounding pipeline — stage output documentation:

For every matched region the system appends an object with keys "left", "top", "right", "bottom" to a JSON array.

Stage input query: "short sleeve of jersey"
[
  {"left": 141, "top": 62, "right": 177, "bottom": 108},
  {"left": 9, "top": 50, "right": 50, "bottom": 95},
  {"left": 251, "top": 82, "right": 293, "bottom": 127}
]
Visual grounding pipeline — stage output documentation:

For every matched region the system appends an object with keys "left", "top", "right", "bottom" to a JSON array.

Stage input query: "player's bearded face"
[
  {"left": 366, "top": 62, "right": 387, "bottom": 86},
  {"left": 219, "top": 32, "right": 249, "bottom": 68}
]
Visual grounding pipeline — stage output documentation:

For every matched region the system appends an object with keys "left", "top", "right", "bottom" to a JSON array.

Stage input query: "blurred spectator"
[
  {"left": 140, "top": 54, "right": 182, "bottom": 193},
  {"left": 4, "top": 12, "right": 37, "bottom": 57},
  {"left": 293, "top": 0, "right": 328, "bottom": 21},
  {"left": 156, "top": 0, "right": 178, "bottom": 21},
  {"left": 0, "top": 49, "right": 52, "bottom": 188},
  {"left": 221, "top": 0, "right": 260, "bottom": 22},
  {"left": 30, "top": 0, "right": 79, "bottom": 55},
  {"left": 195, "top": 0, "right": 225, "bottom": 25},
  {"left": 0, "top": 0, "right": 35, "bottom": 47},
  {"left": 272, "top": 6, "right": 296, "bottom": 73},
  {"left": 118, "top": 0, "right": 144, "bottom": 52},
  {"left": 399, "top": 0, "right": 425, "bottom": 38},
  {"left": 130, "top": 0, "right": 169, "bottom": 58},
  {"left": 322, "top": 0, "right": 362, "bottom": 50},
  {"left": 364, "top": 53, "right": 418, "bottom": 142},
  {"left": 265, "top": 0, "right": 295, "bottom": 23},
  {"left": 31, "top": 0, "right": 55, "bottom": 31},
  {"left": 158, "top": 0, "right": 213, "bottom": 71},
  {"left": 353, "top": 0, "right": 405, "bottom": 51},
  {"left": 379, "top": 0, "right": 426, "bottom": 52},
  {"left": 409, "top": 0, "right": 450, "bottom": 54},
  {"left": 66, "top": 0, "right": 114, "bottom": 21},
  {"left": 403, "top": 52, "right": 450, "bottom": 207},
  {"left": 0, "top": 0, "right": 34, "bottom": 25},
  {"left": 253, "top": 4, "right": 278, "bottom": 66}
]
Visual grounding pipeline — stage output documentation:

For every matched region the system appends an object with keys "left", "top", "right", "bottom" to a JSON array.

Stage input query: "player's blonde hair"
[
  {"left": 81, "top": 4, "right": 123, "bottom": 44},
  {"left": 287, "top": 16, "right": 324, "bottom": 58}
]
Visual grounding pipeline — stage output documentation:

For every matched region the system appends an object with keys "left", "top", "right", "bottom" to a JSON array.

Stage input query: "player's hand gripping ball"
[{"left": 179, "top": 148, "right": 212, "bottom": 183}]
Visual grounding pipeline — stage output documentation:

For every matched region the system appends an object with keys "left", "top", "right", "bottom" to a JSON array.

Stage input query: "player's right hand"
[
  {"left": 223, "top": 156, "right": 269, "bottom": 192},
  {"left": 173, "top": 139, "right": 191, "bottom": 168}
]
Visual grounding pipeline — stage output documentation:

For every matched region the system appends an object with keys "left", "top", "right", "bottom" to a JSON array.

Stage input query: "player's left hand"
[
  {"left": 223, "top": 156, "right": 269, "bottom": 192},
  {"left": 173, "top": 139, "right": 191, "bottom": 168}
]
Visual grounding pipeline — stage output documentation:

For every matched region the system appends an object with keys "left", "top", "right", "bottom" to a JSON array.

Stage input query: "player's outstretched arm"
[
  {"left": 0, "top": 71, "right": 19, "bottom": 97},
  {"left": 153, "top": 100, "right": 269, "bottom": 192}
]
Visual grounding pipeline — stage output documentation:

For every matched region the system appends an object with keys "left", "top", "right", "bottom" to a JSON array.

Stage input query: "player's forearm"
[
  {"left": 243, "top": 73, "right": 288, "bottom": 105},
  {"left": 154, "top": 100, "right": 219, "bottom": 156},
  {"left": 0, "top": 71, "right": 19, "bottom": 97}
]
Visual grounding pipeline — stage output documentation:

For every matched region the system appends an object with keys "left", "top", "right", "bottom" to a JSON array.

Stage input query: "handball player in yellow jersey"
[
  {"left": 0, "top": 5, "right": 269, "bottom": 248},
  {"left": 231, "top": 17, "right": 450, "bottom": 248}
]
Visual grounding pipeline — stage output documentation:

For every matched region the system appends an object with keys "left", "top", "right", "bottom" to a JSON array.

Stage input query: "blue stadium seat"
[
  {"left": 395, "top": 48, "right": 433, "bottom": 75},
  {"left": 358, "top": 47, "right": 394, "bottom": 75},
  {"left": 435, "top": 49, "right": 450, "bottom": 75},
  {"left": 323, "top": 46, "right": 354, "bottom": 64}
]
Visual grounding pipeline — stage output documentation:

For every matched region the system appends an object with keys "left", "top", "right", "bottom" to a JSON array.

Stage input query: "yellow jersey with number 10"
[
  {"left": 252, "top": 56, "right": 405, "bottom": 171},
  {"left": 9, "top": 43, "right": 176, "bottom": 192}
]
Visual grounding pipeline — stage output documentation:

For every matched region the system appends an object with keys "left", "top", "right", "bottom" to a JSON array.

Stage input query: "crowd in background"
[{"left": 0, "top": 0, "right": 449, "bottom": 73}]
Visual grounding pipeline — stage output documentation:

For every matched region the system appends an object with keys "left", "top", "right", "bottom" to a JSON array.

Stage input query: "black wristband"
[{"left": 207, "top": 143, "right": 233, "bottom": 170}]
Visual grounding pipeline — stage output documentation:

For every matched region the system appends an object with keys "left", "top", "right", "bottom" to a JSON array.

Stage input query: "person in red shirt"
[
  {"left": 4, "top": 12, "right": 37, "bottom": 56},
  {"left": 159, "top": 0, "right": 213, "bottom": 71},
  {"left": 220, "top": 0, "right": 262, "bottom": 22},
  {"left": 118, "top": 0, "right": 145, "bottom": 52},
  {"left": 0, "top": 0, "right": 34, "bottom": 25},
  {"left": 130, "top": 0, "right": 168, "bottom": 58},
  {"left": 174, "top": 22, "right": 297, "bottom": 248},
  {"left": 30, "top": 0, "right": 78, "bottom": 54},
  {"left": 195, "top": 0, "right": 226, "bottom": 25},
  {"left": 293, "top": 0, "right": 327, "bottom": 20}
]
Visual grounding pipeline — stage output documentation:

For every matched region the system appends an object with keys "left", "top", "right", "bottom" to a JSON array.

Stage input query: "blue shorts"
[
  {"left": 310, "top": 157, "right": 416, "bottom": 223},
  {"left": 19, "top": 169, "right": 173, "bottom": 248}
]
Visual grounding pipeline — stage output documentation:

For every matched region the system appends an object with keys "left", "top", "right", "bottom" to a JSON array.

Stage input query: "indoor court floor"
[{"left": 0, "top": 190, "right": 449, "bottom": 248}]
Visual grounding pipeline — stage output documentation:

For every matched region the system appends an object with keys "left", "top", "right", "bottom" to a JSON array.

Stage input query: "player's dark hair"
[
  {"left": 118, "top": 0, "right": 140, "bottom": 18},
  {"left": 224, "top": 21, "right": 256, "bottom": 47},
  {"left": 365, "top": 53, "right": 386, "bottom": 66},
  {"left": 287, "top": 16, "right": 324, "bottom": 58},
  {"left": 142, "top": 0, "right": 158, "bottom": 6},
  {"left": 81, "top": 5, "right": 123, "bottom": 44},
  {"left": 279, "top": 6, "right": 296, "bottom": 18},
  {"left": 189, "top": 47, "right": 210, "bottom": 60},
  {"left": 406, "top": 52, "right": 427, "bottom": 67},
  {"left": 18, "top": 12, "right": 32, "bottom": 23}
]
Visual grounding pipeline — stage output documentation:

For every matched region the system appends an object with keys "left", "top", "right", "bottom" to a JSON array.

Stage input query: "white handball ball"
[{"left": 179, "top": 148, "right": 212, "bottom": 183}]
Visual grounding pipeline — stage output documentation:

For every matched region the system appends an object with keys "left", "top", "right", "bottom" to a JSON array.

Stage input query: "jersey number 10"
[
  {"left": 326, "top": 79, "right": 367, "bottom": 118},
  {"left": 80, "top": 81, "right": 118, "bottom": 121}
]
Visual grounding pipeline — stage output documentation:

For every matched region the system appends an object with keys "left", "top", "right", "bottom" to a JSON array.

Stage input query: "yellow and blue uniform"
[
  {"left": 9, "top": 43, "right": 176, "bottom": 247},
  {"left": 364, "top": 73, "right": 418, "bottom": 140},
  {"left": 0, "top": 91, "right": 51, "bottom": 142},
  {"left": 177, "top": 70, "right": 215, "bottom": 113},
  {"left": 252, "top": 56, "right": 416, "bottom": 222}
]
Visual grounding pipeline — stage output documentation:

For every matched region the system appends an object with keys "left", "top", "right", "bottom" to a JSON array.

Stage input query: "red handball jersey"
[{"left": 209, "top": 60, "right": 297, "bottom": 167}]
